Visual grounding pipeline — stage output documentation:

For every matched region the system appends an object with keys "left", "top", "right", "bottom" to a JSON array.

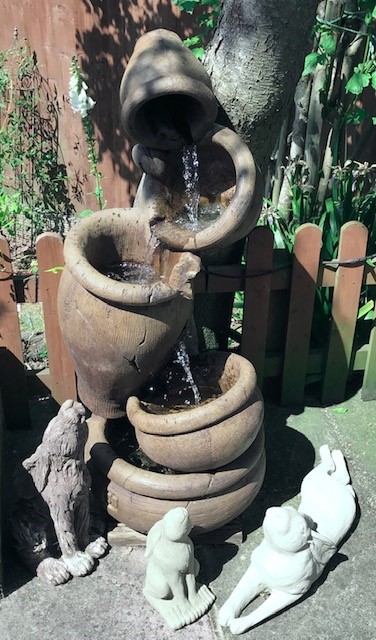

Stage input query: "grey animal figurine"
[{"left": 10, "top": 399, "right": 108, "bottom": 585}]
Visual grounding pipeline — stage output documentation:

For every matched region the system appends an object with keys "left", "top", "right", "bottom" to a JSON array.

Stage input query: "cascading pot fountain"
[{"left": 60, "top": 28, "right": 266, "bottom": 536}]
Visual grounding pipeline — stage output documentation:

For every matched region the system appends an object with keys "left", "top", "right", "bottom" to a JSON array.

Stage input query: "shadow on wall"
[{"left": 75, "top": 0, "right": 197, "bottom": 199}]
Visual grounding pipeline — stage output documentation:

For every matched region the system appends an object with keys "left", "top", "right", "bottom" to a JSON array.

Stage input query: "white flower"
[{"left": 69, "top": 75, "right": 95, "bottom": 118}]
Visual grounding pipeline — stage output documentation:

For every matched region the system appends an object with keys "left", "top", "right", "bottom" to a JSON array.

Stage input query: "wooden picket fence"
[{"left": 0, "top": 221, "right": 375, "bottom": 429}]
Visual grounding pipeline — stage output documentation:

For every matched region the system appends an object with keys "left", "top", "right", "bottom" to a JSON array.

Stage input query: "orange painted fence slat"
[
  {"left": 241, "top": 227, "right": 274, "bottom": 386},
  {"left": 281, "top": 224, "right": 322, "bottom": 406},
  {"left": 322, "top": 222, "right": 369, "bottom": 404},
  {"left": 35, "top": 233, "right": 77, "bottom": 406},
  {"left": 0, "top": 239, "right": 31, "bottom": 429}
]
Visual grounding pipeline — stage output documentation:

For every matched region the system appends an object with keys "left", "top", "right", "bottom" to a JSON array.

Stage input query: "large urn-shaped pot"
[
  {"left": 58, "top": 208, "right": 200, "bottom": 418},
  {"left": 119, "top": 29, "right": 218, "bottom": 149},
  {"left": 86, "top": 352, "right": 266, "bottom": 534}
]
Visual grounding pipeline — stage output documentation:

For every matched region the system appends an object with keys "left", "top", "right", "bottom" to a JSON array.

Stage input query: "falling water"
[
  {"left": 182, "top": 144, "right": 200, "bottom": 229},
  {"left": 175, "top": 340, "right": 201, "bottom": 406}
]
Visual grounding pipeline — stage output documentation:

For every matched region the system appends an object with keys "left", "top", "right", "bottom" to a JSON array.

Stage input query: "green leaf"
[
  {"left": 45, "top": 266, "right": 64, "bottom": 274},
  {"left": 357, "top": 299, "right": 374, "bottom": 320},
  {"left": 184, "top": 36, "right": 201, "bottom": 47},
  {"left": 345, "top": 72, "right": 367, "bottom": 95},
  {"left": 372, "top": 116, "right": 376, "bottom": 125},
  {"left": 191, "top": 46, "right": 205, "bottom": 59},
  {"left": 365, "top": 11, "right": 373, "bottom": 25},
  {"left": 332, "top": 407, "right": 348, "bottom": 414},
  {"left": 173, "top": 0, "right": 199, "bottom": 13},
  {"left": 302, "top": 52, "right": 325, "bottom": 76},
  {"left": 371, "top": 71, "right": 376, "bottom": 91},
  {"left": 80, "top": 209, "right": 94, "bottom": 218},
  {"left": 345, "top": 106, "right": 368, "bottom": 125},
  {"left": 321, "top": 32, "right": 336, "bottom": 56}
]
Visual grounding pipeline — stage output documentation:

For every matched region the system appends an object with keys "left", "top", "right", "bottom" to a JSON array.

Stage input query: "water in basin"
[{"left": 100, "top": 261, "right": 157, "bottom": 284}]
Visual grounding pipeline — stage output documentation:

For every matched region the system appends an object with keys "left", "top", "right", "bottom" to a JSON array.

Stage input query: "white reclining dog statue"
[{"left": 219, "top": 445, "right": 356, "bottom": 635}]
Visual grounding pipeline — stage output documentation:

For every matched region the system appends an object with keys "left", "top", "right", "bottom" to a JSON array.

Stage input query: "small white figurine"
[
  {"left": 219, "top": 445, "right": 356, "bottom": 634},
  {"left": 143, "top": 507, "right": 215, "bottom": 629}
]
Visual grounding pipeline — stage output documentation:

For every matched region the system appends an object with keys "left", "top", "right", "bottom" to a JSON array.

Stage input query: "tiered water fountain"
[{"left": 58, "top": 29, "right": 265, "bottom": 535}]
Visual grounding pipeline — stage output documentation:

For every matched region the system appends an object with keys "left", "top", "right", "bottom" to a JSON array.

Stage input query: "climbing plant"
[
  {"left": 260, "top": 0, "right": 376, "bottom": 348},
  {"left": 264, "top": 0, "right": 376, "bottom": 250},
  {"left": 69, "top": 56, "right": 106, "bottom": 216},
  {"left": 0, "top": 37, "right": 74, "bottom": 261}
]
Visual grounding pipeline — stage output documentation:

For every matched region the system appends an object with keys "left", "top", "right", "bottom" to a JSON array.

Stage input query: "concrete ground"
[{"left": 1, "top": 384, "right": 375, "bottom": 640}]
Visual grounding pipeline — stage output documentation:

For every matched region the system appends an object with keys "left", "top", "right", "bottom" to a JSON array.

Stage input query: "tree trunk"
[
  {"left": 194, "top": 0, "right": 318, "bottom": 351},
  {"left": 204, "top": 0, "right": 318, "bottom": 174}
]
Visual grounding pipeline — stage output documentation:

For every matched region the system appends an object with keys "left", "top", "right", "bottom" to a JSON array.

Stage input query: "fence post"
[
  {"left": 281, "top": 224, "right": 322, "bottom": 405},
  {"left": 0, "top": 239, "right": 31, "bottom": 429},
  {"left": 322, "top": 221, "right": 368, "bottom": 404},
  {"left": 36, "top": 233, "right": 77, "bottom": 405},
  {"left": 241, "top": 227, "right": 274, "bottom": 388},
  {"left": 361, "top": 305, "right": 376, "bottom": 401}
]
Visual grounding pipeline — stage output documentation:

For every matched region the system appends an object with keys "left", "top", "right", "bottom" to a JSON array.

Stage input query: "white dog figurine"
[{"left": 219, "top": 445, "right": 356, "bottom": 634}]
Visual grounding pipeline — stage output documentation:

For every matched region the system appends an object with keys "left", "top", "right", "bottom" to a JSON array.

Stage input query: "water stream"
[
  {"left": 175, "top": 340, "right": 201, "bottom": 406},
  {"left": 182, "top": 144, "right": 200, "bottom": 229}
]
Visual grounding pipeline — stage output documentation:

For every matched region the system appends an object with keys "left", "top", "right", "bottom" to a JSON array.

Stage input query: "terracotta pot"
[
  {"left": 119, "top": 29, "right": 218, "bottom": 150},
  {"left": 86, "top": 415, "right": 266, "bottom": 535},
  {"left": 126, "top": 352, "right": 264, "bottom": 472},
  {"left": 58, "top": 207, "right": 200, "bottom": 418},
  {"left": 134, "top": 125, "right": 263, "bottom": 253}
]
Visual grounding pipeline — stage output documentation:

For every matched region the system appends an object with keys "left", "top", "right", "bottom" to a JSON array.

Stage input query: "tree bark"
[{"left": 204, "top": 0, "right": 318, "bottom": 174}]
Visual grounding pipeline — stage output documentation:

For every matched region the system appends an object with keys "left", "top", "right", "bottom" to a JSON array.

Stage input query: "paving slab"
[
  {"left": 1, "top": 388, "right": 375, "bottom": 640},
  {"left": 203, "top": 390, "right": 376, "bottom": 640},
  {"left": 0, "top": 546, "right": 216, "bottom": 640}
]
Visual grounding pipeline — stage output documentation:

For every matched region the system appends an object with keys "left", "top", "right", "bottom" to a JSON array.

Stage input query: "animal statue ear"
[
  {"left": 310, "top": 530, "right": 337, "bottom": 565},
  {"left": 300, "top": 511, "right": 317, "bottom": 531},
  {"left": 23, "top": 447, "right": 51, "bottom": 494},
  {"left": 145, "top": 520, "right": 163, "bottom": 558}
]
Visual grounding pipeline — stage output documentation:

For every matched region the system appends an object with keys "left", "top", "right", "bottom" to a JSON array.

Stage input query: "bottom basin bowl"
[{"left": 87, "top": 416, "right": 266, "bottom": 535}]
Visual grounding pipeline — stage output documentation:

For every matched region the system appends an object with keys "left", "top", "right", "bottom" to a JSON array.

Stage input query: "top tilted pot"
[{"left": 119, "top": 29, "right": 218, "bottom": 150}]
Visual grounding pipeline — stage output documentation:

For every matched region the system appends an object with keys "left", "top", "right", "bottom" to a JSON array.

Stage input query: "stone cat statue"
[{"left": 219, "top": 445, "right": 356, "bottom": 634}]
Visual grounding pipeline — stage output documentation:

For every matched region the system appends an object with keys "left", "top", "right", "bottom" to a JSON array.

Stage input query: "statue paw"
[
  {"left": 229, "top": 617, "right": 248, "bottom": 635},
  {"left": 218, "top": 602, "right": 236, "bottom": 628},
  {"left": 197, "top": 584, "right": 216, "bottom": 607},
  {"left": 62, "top": 551, "right": 94, "bottom": 576},
  {"left": 37, "top": 557, "right": 71, "bottom": 586},
  {"left": 85, "top": 536, "right": 108, "bottom": 559},
  {"left": 187, "top": 585, "right": 215, "bottom": 618},
  {"left": 166, "top": 602, "right": 190, "bottom": 630}
]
